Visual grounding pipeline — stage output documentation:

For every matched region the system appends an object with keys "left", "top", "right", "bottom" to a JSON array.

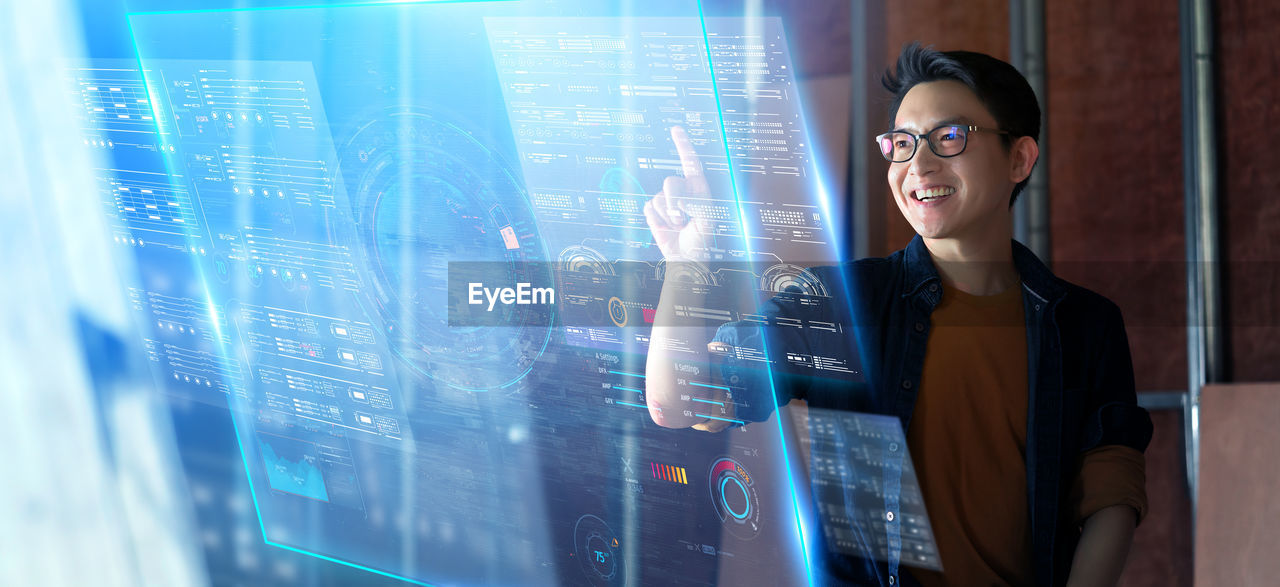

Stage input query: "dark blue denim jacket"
[{"left": 716, "top": 235, "right": 1153, "bottom": 586}]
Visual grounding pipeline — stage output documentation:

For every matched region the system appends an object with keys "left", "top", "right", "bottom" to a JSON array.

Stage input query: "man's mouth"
[{"left": 912, "top": 186, "right": 956, "bottom": 202}]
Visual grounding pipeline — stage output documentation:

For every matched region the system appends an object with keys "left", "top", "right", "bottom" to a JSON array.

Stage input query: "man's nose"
[{"left": 908, "top": 140, "right": 941, "bottom": 175}]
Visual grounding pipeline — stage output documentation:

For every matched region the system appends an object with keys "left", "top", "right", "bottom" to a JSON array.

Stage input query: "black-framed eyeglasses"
[{"left": 875, "top": 124, "right": 1010, "bottom": 163}]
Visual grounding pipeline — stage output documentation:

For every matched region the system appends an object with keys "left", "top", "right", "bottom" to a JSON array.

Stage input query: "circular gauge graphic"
[
  {"left": 559, "top": 245, "right": 615, "bottom": 275},
  {"left": 655, "top": 258, "right": 717, "bottom": 286},
  {"left": 247, "top": 262, "right": 265, "bottom": 287},
  {"left": 338, "top": 108, "right": 552, "bottom": 391},
  {"left": 573, "top": 514, "right": 625, "bottom": 586},
  {"left": 279, "top": 268, "right": 297, "bottom": 291},
  {"left": 607, "top": 297, "right": 628, "bottom": 327},
  {"left": 598, "top": 167, "right": 645, "bottom": 196},
  {"left": 760, "top": 263, "right": 829, "bottom": 297},
  {"left": 212, "top": 252, "right": 232, "bottom": 283},
  {"left": 707, "top": 457, "right": 761, "bottom": 540}
]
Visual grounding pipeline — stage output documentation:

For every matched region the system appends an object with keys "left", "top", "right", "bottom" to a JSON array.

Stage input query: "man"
[{"left": 643, "top": 43, "right": 1151, "bottom": 586}]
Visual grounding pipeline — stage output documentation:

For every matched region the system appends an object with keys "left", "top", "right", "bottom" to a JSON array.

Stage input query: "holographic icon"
[
  {"left": 607, "top": 297, "right": 628, "bottom": 327},
  {"left": 573, "top": 514, "right": 625, "bottom": 586},
  {"left": 759, "top": 263, "right": 829, "bottom": 297},
  {"left": 707, "top": 457, "right": 761, "bottom": 540},
  {"left": 559, "top": 245, "right": 614, "bottom": 275}
]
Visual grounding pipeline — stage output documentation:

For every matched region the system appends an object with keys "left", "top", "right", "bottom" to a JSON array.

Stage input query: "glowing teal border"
[
  {"left": 694, "top": 3, "right": 816, "bottom": 584},
  {"left": 130, "top": 0, "right": 515, "bottom": 17},
  {"left": 124, "top": 2, "right": 821, "bottom": 584}
]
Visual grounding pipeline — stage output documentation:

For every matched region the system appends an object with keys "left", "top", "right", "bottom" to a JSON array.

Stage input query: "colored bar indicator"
[{"left": 651, "top": 462, "right": 688, "bottom": 484}]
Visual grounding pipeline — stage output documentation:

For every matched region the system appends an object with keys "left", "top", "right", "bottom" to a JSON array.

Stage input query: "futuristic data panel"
[
  {"left": 100, "top": 1, "right": 897, "bottom": 585},
  {"left": 132, "top": 57, "right": 417, "bottom": 449},
  {"left": 789, "top": 407, "right": 943, "bottom": 573}
]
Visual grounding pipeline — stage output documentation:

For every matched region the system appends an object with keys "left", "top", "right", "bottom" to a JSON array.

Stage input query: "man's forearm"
[
  {"left": 1066, "top": 504, "right": 1137, "bottom": 587},
  {"left": 644, "top": 263, "right": 717, "bottom": 428}
]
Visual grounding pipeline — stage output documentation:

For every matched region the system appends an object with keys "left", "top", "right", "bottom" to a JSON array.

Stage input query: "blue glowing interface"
[{"left": 60, "top": 1, "right": 919, "bottom": 584}]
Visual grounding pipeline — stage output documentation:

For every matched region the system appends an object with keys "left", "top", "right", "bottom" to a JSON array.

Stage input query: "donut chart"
[
  {"left": 573, "top": 514, "right": 625, "bottom": 586},
  {"left": 707, "top": 457, "right": 761, "bottom": 540}
]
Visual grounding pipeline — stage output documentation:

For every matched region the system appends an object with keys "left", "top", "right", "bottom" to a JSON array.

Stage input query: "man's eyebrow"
[
  {"left": 891, "top": 116, "right": 975, "bottom": 133},
  {"left": 935, "top": 116, "right": 974, "bottom": 127}
]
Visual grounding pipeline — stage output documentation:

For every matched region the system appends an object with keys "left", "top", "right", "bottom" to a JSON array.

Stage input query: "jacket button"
[
  {"left": 928, "top": 283, "right": 939, "bottom": 293},
  {"left": 901, "top": 379, "right": 912, "bottom": 389},
  {"left": 914, "top": 321, "right": 925, "bottom": 333}
]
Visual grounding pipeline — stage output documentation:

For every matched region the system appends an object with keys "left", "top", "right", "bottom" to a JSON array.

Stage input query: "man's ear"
[{"left": 1010, "top": 136, "right": 1039, "bottom": 183}]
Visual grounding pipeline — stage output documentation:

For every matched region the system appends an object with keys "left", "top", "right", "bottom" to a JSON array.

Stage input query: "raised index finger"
[{"left": 671, "top": 126, "right": 704, "bottom": 179}]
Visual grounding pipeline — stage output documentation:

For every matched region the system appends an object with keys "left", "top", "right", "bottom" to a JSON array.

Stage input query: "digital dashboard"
[{"left": 67, "top": 1, "right": 935, "bottom": 584}]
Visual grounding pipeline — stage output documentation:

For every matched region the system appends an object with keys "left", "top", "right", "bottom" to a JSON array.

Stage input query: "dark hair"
[{"left": 882, "top": 42, "right": 1041, "bottom": 206}]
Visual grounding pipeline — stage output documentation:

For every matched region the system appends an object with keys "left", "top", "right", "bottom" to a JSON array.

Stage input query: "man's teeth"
[{"left": 914, "top": 187, "right": 955, "bottom": 201}]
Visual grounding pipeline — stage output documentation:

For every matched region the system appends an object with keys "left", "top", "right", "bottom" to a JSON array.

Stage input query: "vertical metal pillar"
[
  {"left": 1009, "top": 0, "right": 1051, "bottom": 264},
  {"left": 848, "top": 0, "right": 871, "bottom": 261},
  {"left": 1179, "top": 0, "right": 1222, "bottom": 517}
]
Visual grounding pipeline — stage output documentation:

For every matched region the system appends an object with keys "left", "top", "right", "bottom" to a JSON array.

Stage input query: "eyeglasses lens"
[
  {"left": 879, "top": 133, "right": 912, "bottom": 162},
  {"left": 929, "top": 125, "right": 968, "bottom": 157},
  {"left": 878, "top": 126, "right": 970, "bottom": 162}
]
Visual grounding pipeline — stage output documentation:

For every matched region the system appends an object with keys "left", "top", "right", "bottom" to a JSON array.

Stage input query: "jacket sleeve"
[
  {"left": 710, "top": 316, "right": 795, "bottom": 424},
  {"left": 711, "top": 272, "right": 867, "bottom": 424},
  {"left": 1079, "top": 300, "right": 1153, "bottom": 453}
]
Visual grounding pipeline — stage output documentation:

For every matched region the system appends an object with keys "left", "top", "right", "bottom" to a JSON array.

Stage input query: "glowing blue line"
[
  {"left": 608, "top": 370, "right": 645, "bottom": 378},
  {"left": 694, "top": 413, "right": 745, "bottom": 426},
  {"left": 265, "top": 540, "right": 433, "bottom": 586},
  {"left": 695, "top": 5, "right": 814, "bottom": 584},
  {"left": 692, "top": 398, "right": 724, "bottom": 406},
  {"left": 612, "top": 386, "right": 644, "bottom": 393},
  {"left": 126, "top": 20, "right": 226, "bottom": 349},
  {"left": 616, "top": 401, "right": 649, "bottom": 410},
  {"left": 689, "top": 381, "right": 730, "bottom": 391},
  {"left": 770, "top": 16, "right": 860, "bottom": 582},
  {"left": 223, "top": 402, "right": 269, "bottom": 535},
  {"left": 128, "top": 0, "right": 514, "bottom": 17}
]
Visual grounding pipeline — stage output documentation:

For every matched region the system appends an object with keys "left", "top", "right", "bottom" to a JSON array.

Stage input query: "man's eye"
[
  {"left": 894, "top": 139, "right": 911, "bottom": 149},
  {"left": 938, "top": 132, "right": 959, "bottom": 142}
]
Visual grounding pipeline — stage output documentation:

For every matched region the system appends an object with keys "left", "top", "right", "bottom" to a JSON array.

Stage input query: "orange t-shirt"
[{"left": 905, "top": 283, "right": 1146, "bottom": 586}]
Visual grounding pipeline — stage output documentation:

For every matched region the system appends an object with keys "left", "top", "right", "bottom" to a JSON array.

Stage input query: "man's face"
[{"left": 887, "top": 80, "right": 1019, "bottom": 243}]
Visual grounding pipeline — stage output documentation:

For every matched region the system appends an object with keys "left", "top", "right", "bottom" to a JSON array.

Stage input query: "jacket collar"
[
  {"left": 900, "top": 234, "right": 1067, "bottom": 303},
  {"left": 901, "top": 234, "right": 940, "bottom": 299},
  {"left": 1012, "top": 239, "right": 1066, "bottom": 305}
]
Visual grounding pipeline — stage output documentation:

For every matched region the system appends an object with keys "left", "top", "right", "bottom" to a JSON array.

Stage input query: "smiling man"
[
  {"left": 644, "top": 43, "right": 1152, "bottom": 586},
  {"left": 869, "top": 44, "right": 1152, "bottom": 587}
]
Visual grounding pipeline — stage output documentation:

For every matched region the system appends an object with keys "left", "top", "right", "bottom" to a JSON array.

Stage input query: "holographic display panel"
[{"left": 90, "top": 1, "right": 912, "bottom": 585}]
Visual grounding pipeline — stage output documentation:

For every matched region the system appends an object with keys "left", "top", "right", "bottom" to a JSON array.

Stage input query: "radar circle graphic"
[
  {"left": 656, "top": 258, "right": 717, "bottom": 286},
  {"left": 598, "top": 167, "right": 645, "bottom": 196},
  {"left": 338, "top": 109, "right": 552, "bottom": 391},
  {"left": 559, "top": 245, "right": 615, "bottom": 275},
  {"left": 707, "top": 457, "right": 761, "bottom": 540},
  {"left": 573, "top": 514, "right": 625, "bottom": 586},
  {"left": 760, "top": 263, "right": 829, "bottom": 297}
]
